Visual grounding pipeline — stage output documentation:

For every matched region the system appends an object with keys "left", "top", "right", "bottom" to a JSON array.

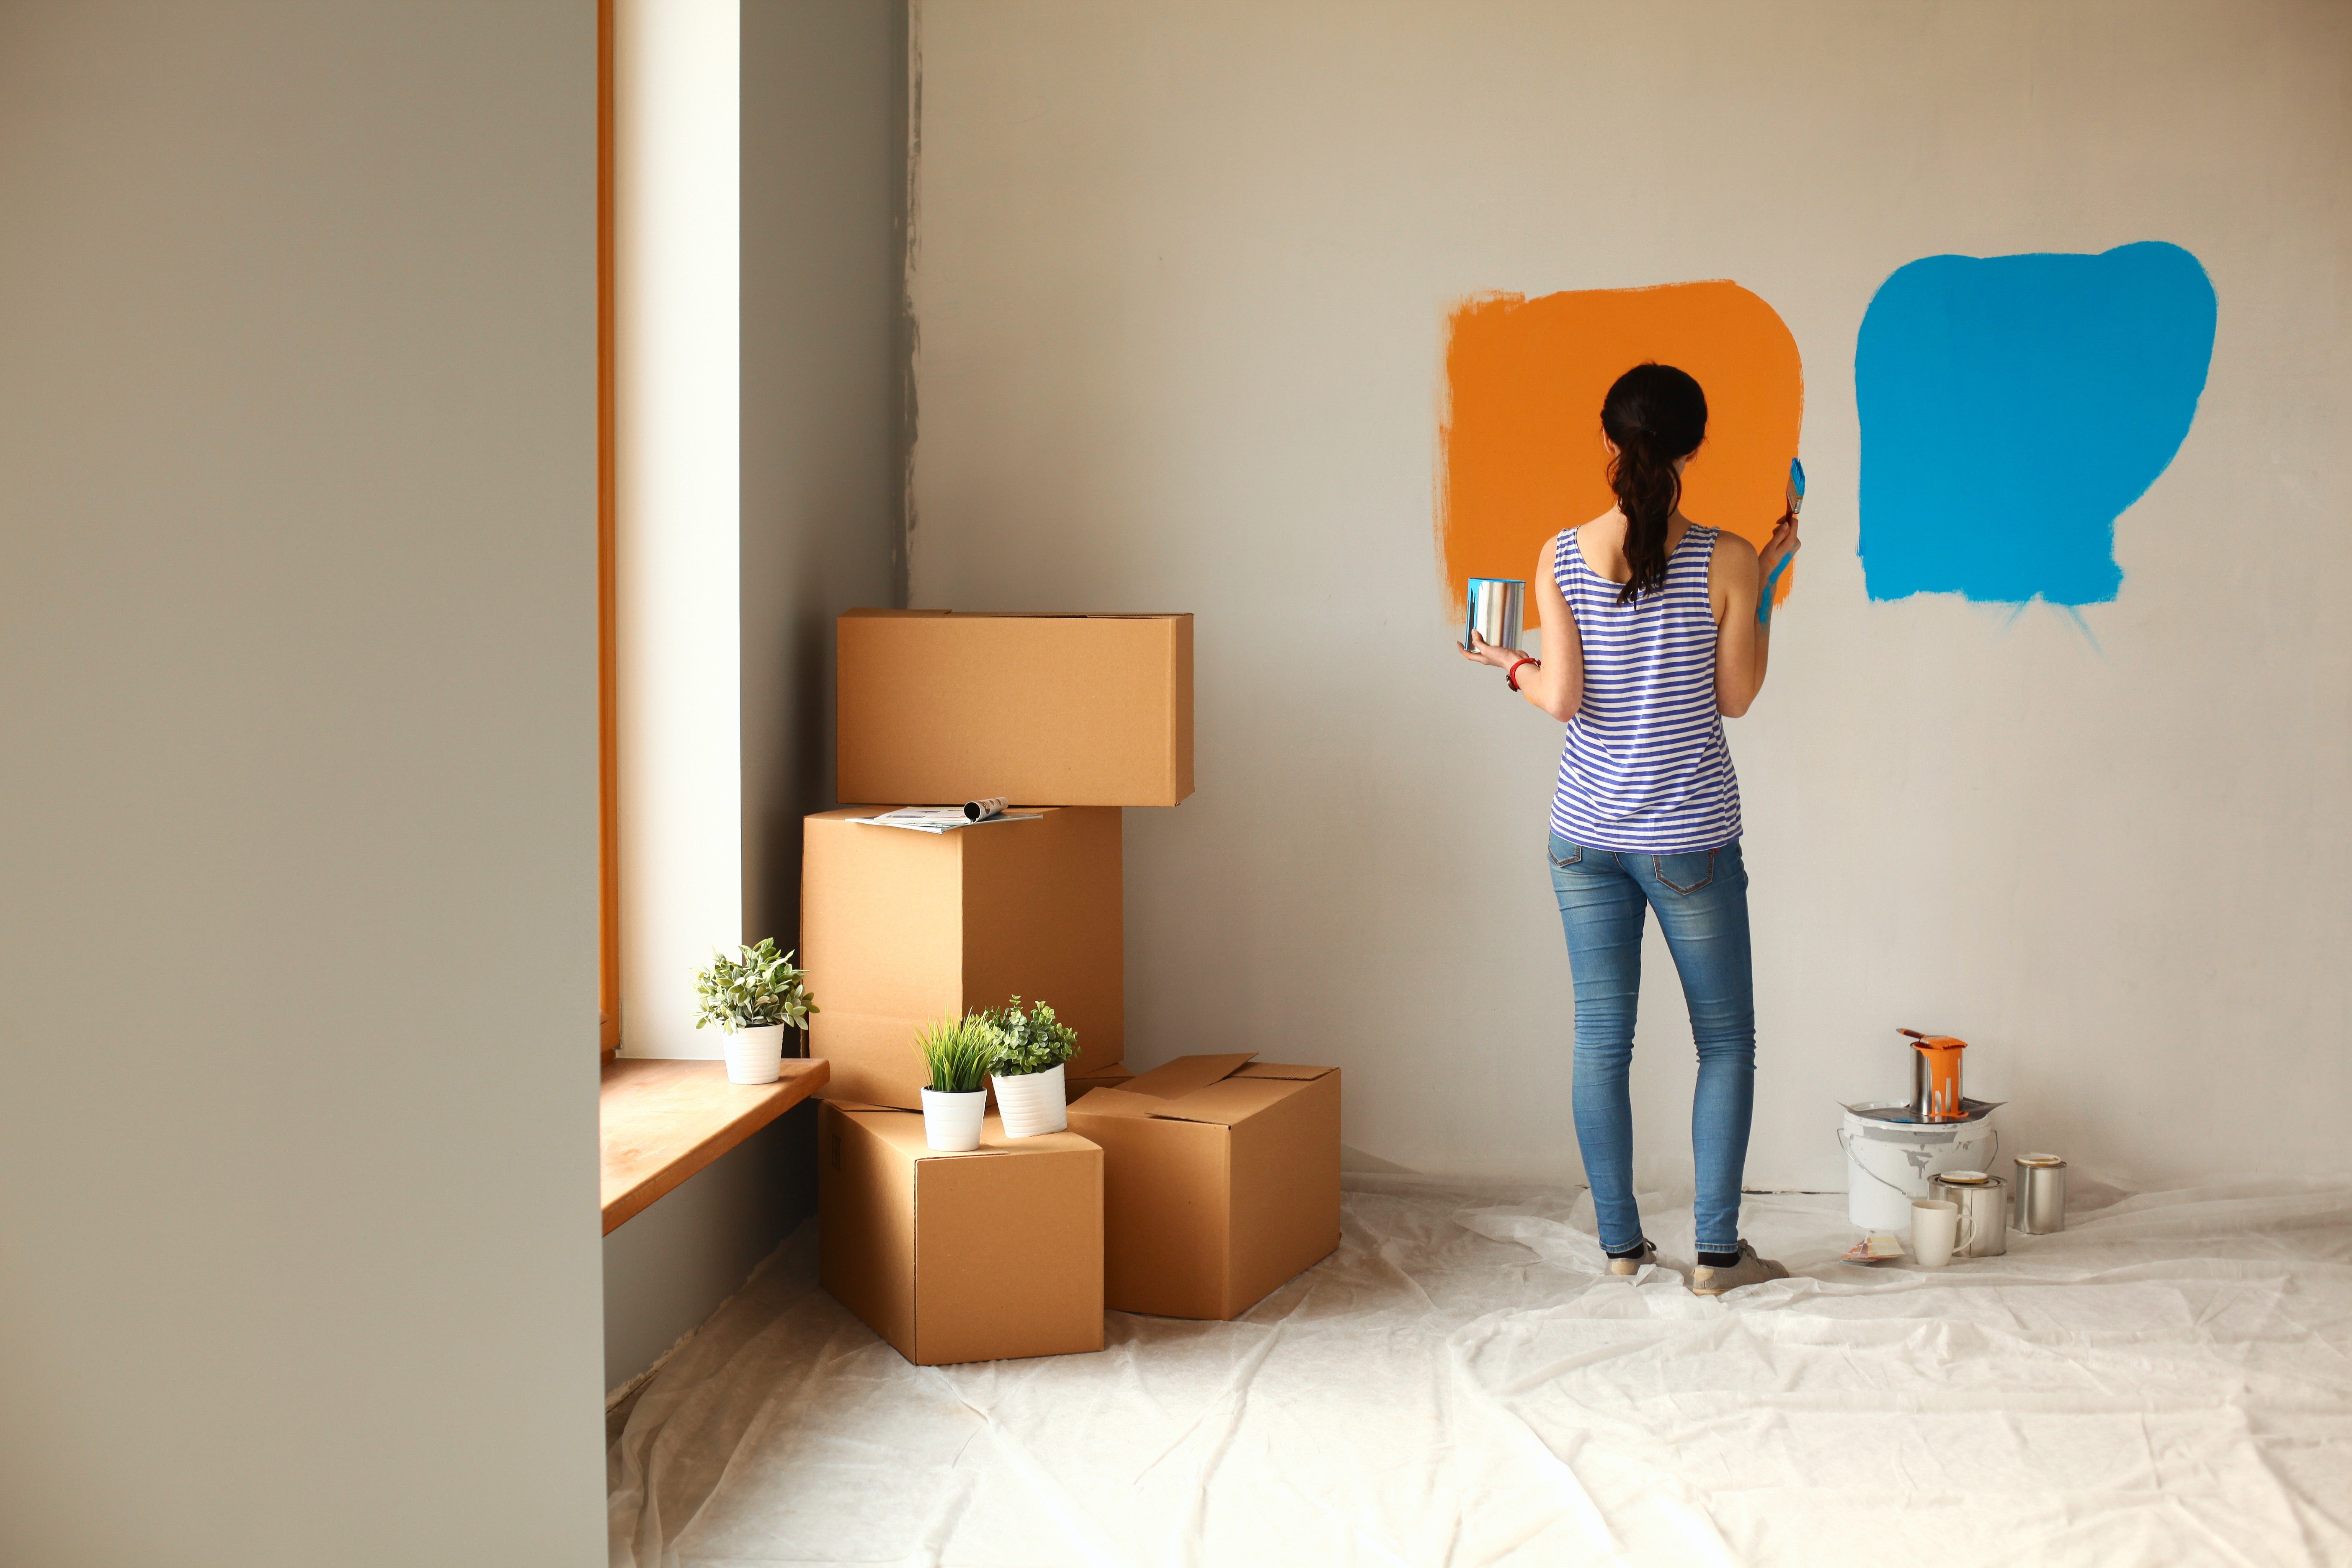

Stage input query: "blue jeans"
[{"left": 1547, "top": 833, "right": 1755, "bottom": 1255}]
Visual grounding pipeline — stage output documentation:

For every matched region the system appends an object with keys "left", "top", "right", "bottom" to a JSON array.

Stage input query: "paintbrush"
[{"left": 1759, "top": 457, "right": 1803, "bottom": 620}]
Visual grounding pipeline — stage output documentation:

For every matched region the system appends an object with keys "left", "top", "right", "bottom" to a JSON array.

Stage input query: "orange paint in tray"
[{"left": 1439, "top": 281, "right": 1805, "bottom": 614}]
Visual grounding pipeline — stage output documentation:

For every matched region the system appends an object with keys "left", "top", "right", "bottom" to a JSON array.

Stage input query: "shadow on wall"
[
  {"left": 1855, "top": 242, "right": 2216, "bottom": 607},
  {"left": 1439, "top": 281, "right": 1806, "bottom": 612}
]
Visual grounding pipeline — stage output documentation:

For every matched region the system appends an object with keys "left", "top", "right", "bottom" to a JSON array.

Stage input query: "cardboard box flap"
[
  {"left": 1122, "top": 1053, "right": 1256, "bottom": 1101},
  {"left": 1147, "top": 1076, "right": 1302, "bottom": 1128},
  {"left": 843, "top": 608, "right": 1187, "bottom": 622},
  {"left": 1066, "top": 1086, "right": 1169, "bottom": 1120},
  {"left": 1232, "top": 1063, "right": 1337, "bottom": 1081}
]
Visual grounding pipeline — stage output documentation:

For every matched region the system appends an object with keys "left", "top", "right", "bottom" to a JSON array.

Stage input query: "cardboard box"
[
  {"left": 837, "top": 610, "right": 1194, "bottom": 807},
  {"left": 1066, "top": 1054, "right": 1341, "bottom": 1321},
  {"left": 1065, "top": 1062, "right": 1135, "bottom": 1096},
  {"left": 818, "top": 1103, "right": 1104, "bottom": 1365},
  {"left": 802, "top": 805, "right": 1121, "bottom": 1109}
]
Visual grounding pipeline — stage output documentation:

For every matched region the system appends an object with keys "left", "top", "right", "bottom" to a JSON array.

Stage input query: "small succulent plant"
[
  {"left": 980, "top": 997, "right": 1079, "bottom": 1078},
  {"left": 693, "top": 938, "right": 817, "bottom": 1034}
]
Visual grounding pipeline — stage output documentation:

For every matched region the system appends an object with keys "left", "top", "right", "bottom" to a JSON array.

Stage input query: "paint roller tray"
[{"left": 1843, "top": 1098, "right": 2003, "bottom": 1126}]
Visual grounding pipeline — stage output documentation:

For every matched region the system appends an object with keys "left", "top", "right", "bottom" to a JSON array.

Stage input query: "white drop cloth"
[{"left": 609, "top": 1173, "right": 2352, "bottom": 1567}]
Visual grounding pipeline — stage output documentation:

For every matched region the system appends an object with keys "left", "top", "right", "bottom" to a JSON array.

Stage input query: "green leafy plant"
[
  {"left": 916, "top": 1014, "right": 996, "bottom": 1095},
  {"left": 980, "top": 996, "right": 1079, "bottom": 1078},
  {"left": 693, "top": 938, "right": 817, "bottom": 1035}
]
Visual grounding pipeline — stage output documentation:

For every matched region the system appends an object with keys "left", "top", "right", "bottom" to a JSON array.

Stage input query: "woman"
[{"left": 1465, "top": 362, "right": 1800, "bottom": 1296}]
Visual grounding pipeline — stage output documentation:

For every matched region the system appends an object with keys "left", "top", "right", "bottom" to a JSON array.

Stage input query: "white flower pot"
[
  {"left": 991, "top": 1063, "right": 1068, "bottom": 1139},
  {"left": 921, "top": 1087, "right": 988, "bottom": 1151},
  {"left": 723, "top": 1023, "right": 787, "bottom": 1085}
]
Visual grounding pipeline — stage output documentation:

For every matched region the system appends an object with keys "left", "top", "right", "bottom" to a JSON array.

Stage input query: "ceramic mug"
[{"left": 1911, "top": 1198, "right": 1971, "bottom": 1268}]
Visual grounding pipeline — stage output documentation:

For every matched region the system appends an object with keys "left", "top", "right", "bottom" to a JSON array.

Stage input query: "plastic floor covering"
[{"left": 608, "top": 1172, "right": 2352, "bottom": 1567}]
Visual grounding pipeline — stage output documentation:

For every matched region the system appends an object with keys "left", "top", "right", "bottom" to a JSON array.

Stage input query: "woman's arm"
[
  {"left": 1713, "top": 515, "right": 1799, "bottom": 717},
  {"left": 1463, "top": 532, "right": 1583, "bottom": 721}
]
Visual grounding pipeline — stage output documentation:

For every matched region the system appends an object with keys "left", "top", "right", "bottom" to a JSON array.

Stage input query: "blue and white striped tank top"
[{"left": 1548, "top": 523, "right": 1741, "bottom": 853}]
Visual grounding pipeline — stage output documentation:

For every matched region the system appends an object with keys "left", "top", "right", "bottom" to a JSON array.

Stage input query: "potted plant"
[
  {"left": 693, "top": 938, "right": 817, "bottom": 1085},
  {"left": 916, "top": 1014, "right": 995, "bottom": 1151},
  {"left": 983, "top": 996, "right": 1080, "bottom": 1138}
]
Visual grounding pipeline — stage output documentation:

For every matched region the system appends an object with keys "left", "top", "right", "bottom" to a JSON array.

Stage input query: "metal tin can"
[
  {"left": 1465, "top": 578, "right": 1525, "bottom": 654},
  {"left": 2012, "top": 1154, "right": 2066, "bottom": 1235},
  {"left": 1928, "top": 1170, "right": 2009, "bottom": 1257}
]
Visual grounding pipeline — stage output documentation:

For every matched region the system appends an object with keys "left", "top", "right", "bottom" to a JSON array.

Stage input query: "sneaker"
[
  {"left": 1691, "top": 1240, "right": 1789, "bottom": 1296},
  {"left": 1607, "top": 1240, "right": 1658, "bottom": 1277}
]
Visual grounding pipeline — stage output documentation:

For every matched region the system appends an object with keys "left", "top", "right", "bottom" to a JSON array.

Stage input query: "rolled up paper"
[{"left": 963, "top": 797, "right": 1008, "bottom": 822}]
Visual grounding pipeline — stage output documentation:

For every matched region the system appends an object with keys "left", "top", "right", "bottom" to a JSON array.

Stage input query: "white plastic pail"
[{"left": 1840, "top": 1105, "right": 1998, "bottom": 1232}]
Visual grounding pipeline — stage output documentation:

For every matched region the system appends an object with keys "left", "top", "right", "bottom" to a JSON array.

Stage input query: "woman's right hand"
[{"left": 1758, "top": 510, "right": 1802, "bottom": 584}]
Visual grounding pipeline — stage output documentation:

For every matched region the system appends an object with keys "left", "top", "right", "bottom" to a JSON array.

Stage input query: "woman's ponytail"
[{"left": 1599, "top": 364, "right": 1708, "bottom": 605}]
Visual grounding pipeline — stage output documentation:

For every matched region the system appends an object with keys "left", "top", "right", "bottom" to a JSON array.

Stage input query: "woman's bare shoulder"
[{"left": 1708, "top": 524, "right": 1759, "bottom": 561}]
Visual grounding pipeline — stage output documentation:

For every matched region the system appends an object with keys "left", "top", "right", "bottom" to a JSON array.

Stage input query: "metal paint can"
[
  {"left": 1465, "top": 578, "right": 1525, "bottom": 654},
  {"left": 1928, "top": 1170, "right": 2009, "bottom": 1257},
  {"left": 1908, "top": 1033, "right": 1967, "bottom": 1121},
  {"left": 2012, "top": 1154, "right": 2067, "bottom": 1235}
]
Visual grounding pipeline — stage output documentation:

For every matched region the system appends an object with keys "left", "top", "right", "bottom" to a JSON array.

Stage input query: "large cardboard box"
[
  {"left": 1065, "top": 1054, "right": 1341, "bottom": 1321},
  {"left": 818, "top": 1103, "right": 1104, "bottom": 1365},
  {"left": 837, "top": 610, "right": 1194, "bottom": 807},
  {"left": 802, "top": 805, "right": 1121, "bottom": 1108}
]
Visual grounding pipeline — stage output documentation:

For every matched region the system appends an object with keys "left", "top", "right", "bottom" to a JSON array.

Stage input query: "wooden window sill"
[{"left": 600, "top": 1056, "right": 830, "bottom": 1233}]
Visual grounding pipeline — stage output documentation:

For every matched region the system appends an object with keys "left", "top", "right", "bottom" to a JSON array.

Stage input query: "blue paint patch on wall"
[{"left": 1855, "top": 242, "right": 2215, "bottom": 605}]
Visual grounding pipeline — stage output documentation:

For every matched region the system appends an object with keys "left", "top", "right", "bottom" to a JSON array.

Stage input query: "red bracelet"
[{"left": 1506, "top": 656, "right": 1538, "bottom": 691}]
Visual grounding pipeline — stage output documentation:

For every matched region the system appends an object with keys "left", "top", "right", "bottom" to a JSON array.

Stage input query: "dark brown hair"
[{"left": 1599, "top": 363, "right": 1707, "bottom": 604}]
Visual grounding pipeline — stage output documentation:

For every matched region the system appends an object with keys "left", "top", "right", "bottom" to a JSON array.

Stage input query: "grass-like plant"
[
  {"left": 693, "top": 938, "right": 818, "bottom": 1035},
  {"left": 980, "top": 997, "right": 1079, "bottom": 1078},
  {"left": 917, "top": 1014, "right": 996, "bottom": 1095}
]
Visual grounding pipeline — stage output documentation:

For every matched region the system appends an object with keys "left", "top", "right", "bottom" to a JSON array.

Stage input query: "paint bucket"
[
  {"left": 1465, "top": 578, "right": 1525, "bottom": 653},
  {"left": 1839, "top": 1103, "right": 1999, "bottom": 1232}
]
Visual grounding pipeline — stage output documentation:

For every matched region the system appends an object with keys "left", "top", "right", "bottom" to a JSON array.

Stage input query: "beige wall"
[
  {"left": 0, "top": 4, "right": 603, "bottom": 1561},
  {"left": 909, "top": 0, "right": 2352, "bottom": 1189}
]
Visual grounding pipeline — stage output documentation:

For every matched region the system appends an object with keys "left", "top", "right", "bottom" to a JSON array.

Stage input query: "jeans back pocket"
[{"left": 1652, "top": 848, "right": 1716, "bottom": 893}]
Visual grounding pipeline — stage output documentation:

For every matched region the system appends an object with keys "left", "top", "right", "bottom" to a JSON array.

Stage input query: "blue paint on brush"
[
  {"left": 1757, "top": 457, "right": 1802, "bottom": 624},
  {"left": 1855, "top": 241, "right": 2215, "bottom": 605}
]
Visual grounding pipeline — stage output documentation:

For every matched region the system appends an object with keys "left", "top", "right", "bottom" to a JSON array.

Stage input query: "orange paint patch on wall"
[{"left": 1439, "top": 281, "right": 1804, "bottom": 614}]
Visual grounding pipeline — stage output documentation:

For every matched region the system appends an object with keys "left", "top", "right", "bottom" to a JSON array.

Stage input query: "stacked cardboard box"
[
  {"left": 810, "top": 609, "right": 1338, "bottom": 1359},
  {"left": 801, "top": 803, "right": 1124, "bottom": 1108},
  {"left": 819, "top": 1105, "right": 1103, "bottom": 1365}
]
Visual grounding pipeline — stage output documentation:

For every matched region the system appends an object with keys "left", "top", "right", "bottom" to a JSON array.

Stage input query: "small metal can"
[
  {"left": 1465, "top": 578, "right": 1525, "bottom": 654},
  {"left": 1929, "top": 1170, "right": 2009, "bottom": 1257},
  {"left": 2012, "top": 1154, "right": 2067, "bottom": 1235}
]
